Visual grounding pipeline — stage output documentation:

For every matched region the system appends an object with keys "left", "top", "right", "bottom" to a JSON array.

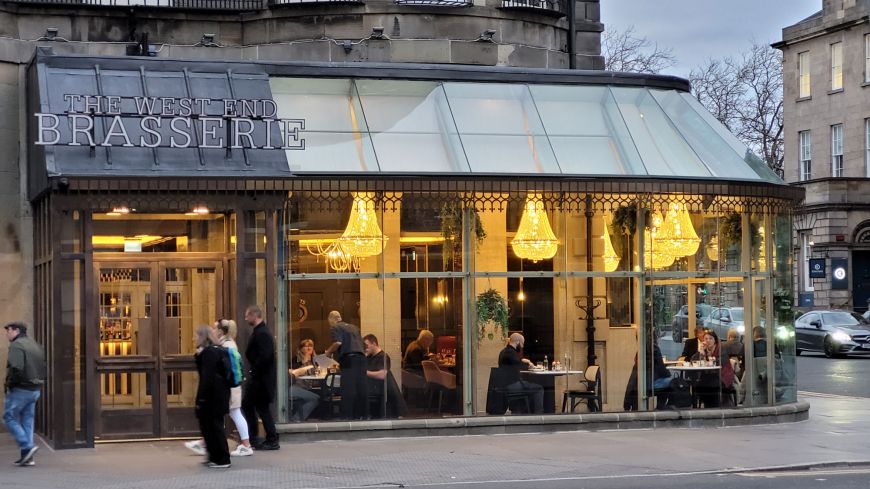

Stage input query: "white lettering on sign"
[{"left": 35, "top": 95, "right": 305, "bottom": 151}]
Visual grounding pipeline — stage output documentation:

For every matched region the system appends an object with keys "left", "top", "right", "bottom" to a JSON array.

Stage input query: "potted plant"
[
  {"left": 476, "top": 288, "right": 509, "bottom": 342},
  {"left": 719, "top": 213, "right": 761, "bottom": 251}
]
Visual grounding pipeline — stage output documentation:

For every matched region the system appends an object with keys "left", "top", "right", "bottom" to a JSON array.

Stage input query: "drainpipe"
[{"left": 567, "top": 0, "right": 577, "bottom": 69}]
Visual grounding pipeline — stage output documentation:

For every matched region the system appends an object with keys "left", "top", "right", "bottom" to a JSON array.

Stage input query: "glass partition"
[{"left": 278, "top": 190, "right": 794, "bottom": 421}]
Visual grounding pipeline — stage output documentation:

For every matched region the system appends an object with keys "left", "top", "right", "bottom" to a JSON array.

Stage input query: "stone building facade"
[
  {"left": 0, "top": 0, "right": 603, "bottom": 403},
  {"left": 774, "top": 0, "right": 870, "bottom": 313}
]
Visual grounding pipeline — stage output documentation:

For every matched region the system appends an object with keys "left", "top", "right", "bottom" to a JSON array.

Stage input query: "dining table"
[
  {"left": 520, "top": 369, "right": 585, "bottom": 413},
  {"left": 667, "top": 364, "right": 721, "bottom": 407}
]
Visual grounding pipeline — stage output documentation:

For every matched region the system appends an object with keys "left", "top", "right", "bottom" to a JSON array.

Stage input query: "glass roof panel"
[
  {"left": 271, "top": 78, "right": 378, "bottom": 172},
  {"left": 355, "top": 80, "right": 469, "bottom": 173},
  {"left": 529, "top": 85, "right": 646, "bottom": 175},
  {"left": 678, "top": 92, "right": 783, "bottom": 183},
  {"left": 609, "top": 87, "right": 711, "bottom": 178},
  {"left": 651, "top": 89, "right": 760, "bottom": 180},
  {"left": 443, "top": 83, "right": 560, "bottom": 174}
]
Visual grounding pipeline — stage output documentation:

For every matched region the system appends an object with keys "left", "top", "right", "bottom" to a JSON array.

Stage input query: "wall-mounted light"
[
  {"left": 107, "top": 206, "right": 130, "bottom": 216},
  {"left": 185, "top": 206, "right": 210, "bottom": 216}
]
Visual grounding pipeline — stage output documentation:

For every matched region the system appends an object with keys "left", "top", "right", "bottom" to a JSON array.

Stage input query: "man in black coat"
[
  {"left": 242, "top": 305, "right": 279, "bottom": 450},
  {"left": 680, "top": 326, "right": 706, "bottom": 360}
]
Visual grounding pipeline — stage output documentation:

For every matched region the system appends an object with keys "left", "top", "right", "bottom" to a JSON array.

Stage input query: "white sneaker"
[
  {"left": 230, "top": 445, "right": 254, "bottom": 457},
  {"left": 184, "top": 440, "right": 206, "bottom": 456}
]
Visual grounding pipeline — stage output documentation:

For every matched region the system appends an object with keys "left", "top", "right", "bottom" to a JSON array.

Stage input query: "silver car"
[
  {"left": 795, "top": 310, "right": 870, "bottom": 358},
  {"left": 704, "top": 307, "right": 745, "bottom": 339}
]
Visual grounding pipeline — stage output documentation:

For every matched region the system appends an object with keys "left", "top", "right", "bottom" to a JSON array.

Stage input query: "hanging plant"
[
  {"left": 719, "top": 213, "right": 761, "bottom": 250},
  {"left": 476, "top": 288, "right": 509, "bottom": 342},
  {"left": 610, "top": 204, "right": 650, "bottom": 255},
  {"left": 440, "top": 202, "right": 487, "bottom": 270}
]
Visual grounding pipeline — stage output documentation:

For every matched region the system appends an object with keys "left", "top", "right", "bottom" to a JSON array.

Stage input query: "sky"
[{"left": 600, "top": 0, "right": 822, "bottom": 77}]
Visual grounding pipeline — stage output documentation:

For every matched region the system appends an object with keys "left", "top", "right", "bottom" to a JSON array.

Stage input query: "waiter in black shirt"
[
  {"left": 498, "top": 333, "right": 544, "bottom": 414},
  {"left": 325, "top": 310, "right": 368, "bottom": 420}
]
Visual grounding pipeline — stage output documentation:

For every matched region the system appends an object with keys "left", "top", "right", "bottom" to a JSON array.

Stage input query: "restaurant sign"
[{"left": 35, "top": 95, "right": 305, "bottom": 150}]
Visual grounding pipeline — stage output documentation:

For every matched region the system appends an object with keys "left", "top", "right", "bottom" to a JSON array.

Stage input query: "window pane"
[
  {"left": 443, "top": 83, "right": 560, "bottom": 174},
  {"left": 271, "top": 78, "right": 378, "bottom": 172},
  {"left": 355, "top": 80, "right": 469, "bottom": 173},
  {"left": 799, "top": 52, "right": 811, "bottom": 98},
  {"left": 529, "top": 85, "right": 646, "bottom": 175},
  {"left": 831, "top": 43, "right": 843, "bottom": 90},
  {"left": 651, "top": 89, "right": 756, "bottom": 180},
  {"left": 610, "top": 87, "right": 710, "bottom": 177}
]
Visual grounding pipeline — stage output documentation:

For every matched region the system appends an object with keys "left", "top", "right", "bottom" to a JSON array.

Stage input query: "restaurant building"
[{"left": 2, "top": 0, "right": 803, "bottom": 449}]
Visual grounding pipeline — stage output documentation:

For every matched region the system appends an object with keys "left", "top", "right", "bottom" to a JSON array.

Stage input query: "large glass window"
[
  {"left": 92, "top": 212, "right": 227, "bottom": 253},
  {"left": 831, "top": 42, "right": 843, "bottom": 91},
  {"left": 831, "top": 124, "right": 844, "bottom": 177},
  {"left": 798, "top": 51, "right": 811, "bottom": 98},
  {"left": 799, "top": 130, "right": 812, "bottom": 181}
]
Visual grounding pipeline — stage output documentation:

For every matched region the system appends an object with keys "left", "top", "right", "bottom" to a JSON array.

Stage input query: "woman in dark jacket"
[{"left": 194, "top": 325, "right": 231, "bottom": 468}]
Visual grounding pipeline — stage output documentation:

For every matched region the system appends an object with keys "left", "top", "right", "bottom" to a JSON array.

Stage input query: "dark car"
[
  {"left": 795, "top": 310, "right": 870, "bottom": 358},
  {"left": 671, "top": 304, "right": 713, "bottom": 343}
]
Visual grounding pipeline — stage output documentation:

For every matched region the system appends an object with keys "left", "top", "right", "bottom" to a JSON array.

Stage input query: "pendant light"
[
  {"left": 511, "top": 192, "right": 558, "bottom": 262},
  {"left": 656, "top": 201, "right": 701, "bottom": 258},
  {"left": 337, "top": 192, "right": 388, "bottom": 258},
  {"left": 644, "top": 211, "right": 676, "bottom": 269}
]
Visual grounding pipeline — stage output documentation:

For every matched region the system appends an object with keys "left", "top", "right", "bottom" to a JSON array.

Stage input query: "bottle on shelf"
[{"left": 543, "top": 355, "right": 549, "bottom": 371}]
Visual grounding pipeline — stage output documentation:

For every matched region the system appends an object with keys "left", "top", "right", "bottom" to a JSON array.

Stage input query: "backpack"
[
  {"left": 668, "top": 377, "right": 693, "bottom": 409},
  {"left": 220, "top": 346, "right": 244, "bottom": 388}
]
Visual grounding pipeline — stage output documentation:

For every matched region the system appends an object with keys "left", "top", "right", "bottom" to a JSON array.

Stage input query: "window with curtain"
[
  {"left": 831, "top": 124, "right": 843, "bottom": 177},
  {"left": 799, "top": 130, "right": 812, "bottom": 181},
  {"left": 831, "top": 42, "right": 843, "bottom": 91},
  {"left": 798, "top": 51, "right": 811, "bottom": 98}
]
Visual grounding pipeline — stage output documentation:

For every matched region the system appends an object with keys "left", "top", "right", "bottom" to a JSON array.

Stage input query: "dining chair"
[
  {"left": 562, "top": 365, "right": 601, "bottom": 413},
  {"left": 486, "top": 366, "right": 531, "bottom": 415},
  {"left": 422, "top": 360, "right": 456, "bottom": 413},
  {"left": 320, "top": 371, "right": 342, "bottom": 418}
]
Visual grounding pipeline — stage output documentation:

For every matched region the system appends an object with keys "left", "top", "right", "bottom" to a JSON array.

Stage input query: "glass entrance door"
[{"left": 95, "top": 261, "right": 223, "bottom": 440}]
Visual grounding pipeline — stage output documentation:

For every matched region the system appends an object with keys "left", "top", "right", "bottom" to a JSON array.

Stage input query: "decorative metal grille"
[
  {"left": 269, "top": 0, "right": 362, "bottom": 5},
  {"left": 7, "top": 0, "right": 264, "bottom": 10},
  {"left": 394, "top": 0, "right": 471, "bottom": 6},
  {"left": 500, "top": 0, "right": 564, "bottom": 16}
]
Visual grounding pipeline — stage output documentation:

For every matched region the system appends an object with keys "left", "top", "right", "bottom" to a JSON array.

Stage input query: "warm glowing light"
[
  {"left": 186, "top": 206, "right": 210, "bottom": 216},
  {"left": 92, "top": 235, "right": 164, "bottom": 247},
  {"left": 602, "top": 217, "right": 621, "bottom": 272},
  {"left": 511, "top": 193, "right": 558, "bottom": 262},
  {"left": 706, "top": 235, "right": 720, "bottom": 262},
  {"left": 306, "top": 240, "right": 360, "bottom": 273},
  {"left": 517, "top": 290, "right": 526, "bottom": 302},
  {"left": 644, "top": 211, "right": 676, "bottom": 269},
  {"left": 337, "top": 192, "right": 388, "bottom": 258},
  {"left": 107, "top": 206, "right": 130, "bottom": 216},
  {"left": 757, "top": 226, "right": 766, "bottom": 271},
  {"left": 655, "top": 202, "right": 700, "bottom": 258}
]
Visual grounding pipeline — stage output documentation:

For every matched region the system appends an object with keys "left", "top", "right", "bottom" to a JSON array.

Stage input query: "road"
[{"left": 797, "top": 352, "right": 870, "bottom": 398}]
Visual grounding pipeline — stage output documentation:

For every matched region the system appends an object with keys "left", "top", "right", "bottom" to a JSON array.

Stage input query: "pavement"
[{"left": 0, "top": 394, "right": 868, "bottom": 489}]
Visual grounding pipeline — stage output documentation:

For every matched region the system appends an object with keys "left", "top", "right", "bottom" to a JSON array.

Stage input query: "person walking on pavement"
[
  {"left": 194, "top": 325, "right": 232, "bottom": 468},
  {"left": 185, "top": 319, "right": 254, "bottom": 457},
  {"left": 241, "top": 305, "right": 279, "bottom": 450},
  {"left": 4, "top": 322, "right": 46, "bottom": 467},
  {"left": 324, "top": 311, "right": 368, "bottom": 420}
]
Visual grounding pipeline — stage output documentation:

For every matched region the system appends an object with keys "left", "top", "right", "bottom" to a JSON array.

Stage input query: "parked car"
[
  {"left": 795, "top": 310, "right": 870, "bottom": 358},
  {"left": 671, "top": 304, "right": 713, "bottom": 343},
  {"left": 704, "top": 307, "right": 746, "bottom": 340}
]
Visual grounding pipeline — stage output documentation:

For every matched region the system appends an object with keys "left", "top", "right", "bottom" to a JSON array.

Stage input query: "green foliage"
[
  {"left": 719, "top": 213, "right": 761, "bottom": 250},
  {"left": 476, "top": 288, "right": 509, "bottom": 342},
  {"left": 440, "top": 202, "right": 486, "bottom": 270}
]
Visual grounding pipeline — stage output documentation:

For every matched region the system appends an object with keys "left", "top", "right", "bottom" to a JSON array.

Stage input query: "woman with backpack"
[
  {"left": 185, "top": 320, "right": 253, "bottom": 458},
  {"left": 192, "top": 325, "right": 231, "bottom": 468}
]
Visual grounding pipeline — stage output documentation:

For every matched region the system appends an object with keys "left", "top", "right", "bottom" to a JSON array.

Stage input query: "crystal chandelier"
[
  {"left": 656, "top": 202, "right": 701, "bottom": 258},
  {"left": 337, "top": 192, "right": 388, "bottom": 258},
  {"left": 511, "top": 193, "right": 558, "bottom": 262},
  {"left": 644, "top": 211, "right": 676, "bottom": 269},
  {"left": 602, "top": 217, "right": 621, "bottom": 272},
  {"left": 305, "top": 239, "right": 361, "bottom": 273}
]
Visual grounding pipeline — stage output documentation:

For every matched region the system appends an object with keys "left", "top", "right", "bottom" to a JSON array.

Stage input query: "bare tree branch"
[
  {"left": 689, "top": 41, "right": 784, "bottom": 177},
  {"left": 602, "top": 25, "right": 676, "bottom": 74}
]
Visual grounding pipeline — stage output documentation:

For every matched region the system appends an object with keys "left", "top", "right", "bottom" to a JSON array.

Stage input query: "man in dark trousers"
[
  {"left": 242, "top": 305, "right": 279, "bottom": 450},
  {"left": 4, "top": 322, "right": 46, "bottom": 467},
  {"left": 325, "top": 310, "right": 368, "bottom": 420},
  {"left": 498, "top": 333, "right": 543, "bottom": 414}
]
